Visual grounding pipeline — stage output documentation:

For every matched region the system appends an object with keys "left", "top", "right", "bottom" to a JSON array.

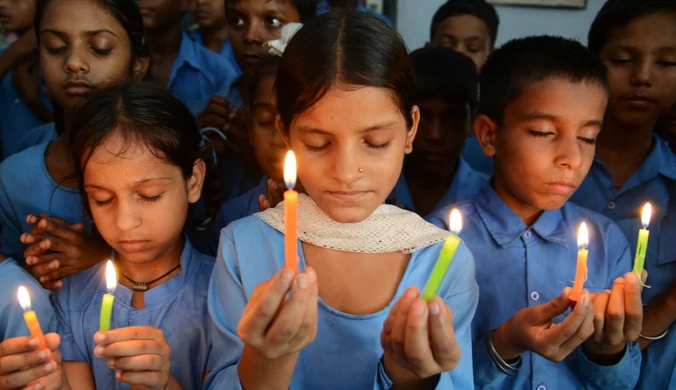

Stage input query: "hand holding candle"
[
  {"left": 100, "top": 260, "right": 117, "bottom": 331},
  {"left": 423, "top": 209, "right": 462, "bottom": 301},
  {"left": 284, "top": 150, "right": 299, "bottom": 274},
  {"left": 17, "top": 286, "right": 47, "bottom": 350},
  {"left": 569, "top": 222, "right": 589, "bottom": 302},
  {"left": 632, "top": 203, "right": 651, "bottom": 278}
]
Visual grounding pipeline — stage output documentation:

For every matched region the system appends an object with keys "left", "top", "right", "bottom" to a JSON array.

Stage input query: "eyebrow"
[
  {"left": 440, "top": 33, "right": 485, "bottom": 42},
  {"left": 520, "top": 112, "right": 602, "bottom": 128},
  {"left": 41, "top": 28, "right": 119, "bottom": 38},
  {"left": 297, "top": 121, "right": 399, "bottom": 135},
  {"left": 84, "top": 177, "right": 172, "bottom": 190}
]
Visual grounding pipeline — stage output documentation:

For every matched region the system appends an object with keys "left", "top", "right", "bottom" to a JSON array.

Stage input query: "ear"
[
  {"left": 404, "top": 106, "right": 420, "bottom": 154},
  {"left": 187, "top": 159, "right": 207, "bottom": 204},
  {"left": 275, "top": 115, "right": 291, "bottom": 149},
  {"left": 474, "top": 114, "right": 498, "bottom": 157},
  {"left": 132, "top": 57, "right": 151, "bottom": 81}
]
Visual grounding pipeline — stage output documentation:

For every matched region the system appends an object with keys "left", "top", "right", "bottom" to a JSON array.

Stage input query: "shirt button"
[
  {"left": 537, "top": 386, "right": 547, "bottom": 390},
  {"left": 524, "top": 230, "right": 532, "bottom": 239},
  {"left": 530, "top": 291, "right": 540, "bottom": 301},
  {"left": 14, "top": 98, "right": 21, "bottom": 104},
  {"left": 608, "top": 201, "right": 616, "bottom": 210}
]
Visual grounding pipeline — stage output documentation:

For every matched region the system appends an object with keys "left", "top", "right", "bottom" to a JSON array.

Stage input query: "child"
[
  {"left": 0, "top": 82, "right": 218, "bottom": 390},
  {"left": 0, "top": 0, "right": 52, "bottom": 160},
  {"left": 206, "top": 12, "right": 478, "bottom": 389},
  {"left": 136, "top": 0, "right": 238, "bottom": 106},
  {"left": 207, "top": 56, "right": 287, "bottom": 255},
  {"left": 317, "top": 0, "right": 393, "bottom": 27},
  {"left": 190, "top": 0, "right": 240, "bottom": 72},
  {"left": 428, "top": 36, "right": 643, "bottom": 389},
  {"left": 389, "top": 47, "right": 487, "bottom": 217},
  {"left": 656, "top": 104, "right": 676, "bottom": 153},
  {"left": 0, "top": 0, "right": 151, "bottom": 288}
]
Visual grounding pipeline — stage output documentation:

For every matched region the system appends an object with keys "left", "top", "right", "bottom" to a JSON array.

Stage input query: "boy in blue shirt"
[
  {"left": 189, "top": 0, "right": 240, "bottom": 72},
  {"left": 390, "top": 47, "right": 487, "bottom": 216},
  {"left": 136, "top": 0, "right": 239, "bottom": 106},
  {"left": 428, "top": 36, "right": 642, "bottom": 389}
]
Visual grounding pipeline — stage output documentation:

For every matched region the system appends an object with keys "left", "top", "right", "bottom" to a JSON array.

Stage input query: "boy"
[
  {"left": 136, "top": 0, "right": 239, "bottom": 106},
  {"left": 190, "top": 0, "right": 239, "bottom": 72},
  {"left": 0, "top": 0, "right": 51, "bottom": 160},
  {"left": 574, "top": 2, "right": 676, "bottom": 388},
  {"left": 428, "top": 36, "right": 642, "bottom": 389},
  {"left": 389, "top": 47, "right": 487, "bottom": 217},
  {"left": 317, "top": 0, "right": 393, "bottom": 27}
]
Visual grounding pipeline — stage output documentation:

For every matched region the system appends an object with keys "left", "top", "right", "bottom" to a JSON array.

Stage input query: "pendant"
[{"left": 133, "top": 283, "right": 148, "bottom": 292}]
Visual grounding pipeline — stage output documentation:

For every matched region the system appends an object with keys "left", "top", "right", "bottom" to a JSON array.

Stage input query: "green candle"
[
  {"left": 99, "top": 260, "right": 117, "bottom": 331},
  {"left": 632, "top": 203, "right": 651, "bottom": 276},
  {"left": 423, "top": 209, "right": 462, "bottom": 301}
]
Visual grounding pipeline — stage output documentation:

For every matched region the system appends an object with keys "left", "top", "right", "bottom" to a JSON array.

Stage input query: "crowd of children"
[{"left": 0, "top": 0, "right": 674, "bottom": 389}]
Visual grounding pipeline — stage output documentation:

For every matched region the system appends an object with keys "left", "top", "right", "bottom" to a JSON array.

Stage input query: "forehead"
[
  {"left": 435, "top": 14, "right": 490, "bottom": 40},
  {"left": 229, "top": 0, "right": 296, "bottom": 12},
  {"left": 41, "top": 0, "right": 126, "bottom": 36},
  {"left": 604, "top": 11, "right": 676, "bottom": 51}
]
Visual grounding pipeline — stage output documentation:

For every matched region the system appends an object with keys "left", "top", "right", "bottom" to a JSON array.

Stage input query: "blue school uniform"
[
  {"left": 390, "top": 159, "right": 487, "bottom": 215},
  {"left": 188, "top": 78, "right": 243, "bottom": 118},
  {"left": 52, "top": 239, "right": 215, "bottom": 390},
  {"left": 207, "top": 176, "right": 267, "bottom": 255},
  {"left": 0, "top": 53, "right": 51, "bottom": 160},
  {"left": 427, "top": 185, "right": 641, "bottom": 389},
  {"left": 462, "top": 136, "right": 493, "bottom": 176},
  {"left": 0, "top": 257, "right": 56, "bottom": 340},
  {"left": 189, "top": 31, "right": 240, "bottom": 74},
  {"left": 316, "top": 1, "right": 394, "bottom": 27},
  {"left": 205, "top": 216, "right": 479, "bottom": 389},
  {"left": 16, "top": 122, "right": 57, "bottom": 152},
  {"left": 0, "top": 142, "right": 84, "bottom": 264},
  {"left": 636, "top": 195, "right": 676, "bottom": 389},
  {"left": 168, "top": 32, "right": 239, "bottom": 107}
]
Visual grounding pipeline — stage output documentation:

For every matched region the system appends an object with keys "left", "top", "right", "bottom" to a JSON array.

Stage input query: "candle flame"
[
  {"left": 17, "top": 286, "right": 31, "bottom": 311},
  {"left": 449, "top": 209, "right": 462, "bottom": 234},
  {"left": 577, "top": 222, "right": 589, "bottom": 249},
  {"left": 105, "top": 260, "right": 117, "bottom": 293},
  {"left": 284, "top": 150, "right": 297, "bottom": 189},
  {"left": 641, "top": 203, "right": 652, "bottom": 228}
]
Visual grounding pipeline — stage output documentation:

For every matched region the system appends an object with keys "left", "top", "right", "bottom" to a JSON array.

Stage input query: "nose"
[
  {"left": 115, "top": 199, "right": 142, "bottom": 233},
  {"left": 270, "top": 128, "right": 286, "bottom": 149},
  {"left": 631, "top": 58, "right": 654, "bottom": 87},
  {"left": 63, "top": 51, "right": 90, "bottom": 75},
  {"left": 553, "top": 135, "right": 583, "bottom": 171},
  {"left": 244, "top": 20, "right": 265, "bottom": 45},
  {"left": 331, "top": 142, "right": 362, "bottom": 185},
  {"left": 423, "top": 119, "right": 445, "bottom": 142}
]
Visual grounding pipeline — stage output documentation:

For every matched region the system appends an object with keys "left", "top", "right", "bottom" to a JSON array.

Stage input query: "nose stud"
[{"left": 359, "top": 168, "right": 364, "bottom": 173}]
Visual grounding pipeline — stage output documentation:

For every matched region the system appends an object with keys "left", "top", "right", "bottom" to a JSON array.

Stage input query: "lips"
[
  {"left": 326, "top": 191, "right": 370, "bottom": 202},
  {"left": 118, "top": 240, "right": 150, "bottom": 253},
  {"left": 63, "top": 80, "right": 94, "bottom": 97},
  {"left": 242, "top": 54, "right": 263, "bottom": 65},
  {"left": 621, "top": 94, "right": 656, "bottom": 108},
  {"left": 545, "top": 180, "right": 577, "bottom": 197}
]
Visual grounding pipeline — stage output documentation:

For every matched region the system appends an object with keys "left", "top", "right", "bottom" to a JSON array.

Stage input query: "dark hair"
[
  {"left": 276, "top": 11, "right": 415, "bottom": 130},
  {"left": 588, "top": 0, "right": 676, "bottom": 55},
  {"left": 226, "top": 0, "right": 317, "bottom": 23},
  {"left": 246, "top": 56, "right": 281, "bottom": 108},
  {"left": 410, "top": 46, "right": 478, "bottom": 113},
  {"left": 430, "top": 0, "right": 499, "bottom": 48},
  {"left": 479, "top": 35, "right": 608, "bottom": 124},
  {"left": 34, "top": 0, "right": 151, "bottom": 136},
  {"left": 69, "top": 82, "right": 221, "bottom": 226}
]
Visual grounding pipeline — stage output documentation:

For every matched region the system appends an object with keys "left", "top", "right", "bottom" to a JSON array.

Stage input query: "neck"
[
  {"left": 148, "top": 24, "right": 183, "bottom": 57},
  {"left": 596, "top": 114, "right": 654, "bottom": 162},
  {"left": 116, "top": 237, "right": 184, "bottom": 287},
  {"left": 201, "top": 25, "right": 228, "bottom": 53},
  {"left": 491, "top": 178, "right": 543, "bottom": 226},
  {"left": 405, "top": 159, "right": 459, "bottom": 190}
]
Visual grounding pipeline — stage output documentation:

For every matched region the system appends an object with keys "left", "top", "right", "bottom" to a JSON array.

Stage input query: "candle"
[
  {"left": 423, "top": 209, "right": 463, "bottom": 301},
  {"left": 632, "top": 203, "right": 651, "bottom": 277},
  {"left": 284, "top": 150, "right": 298, "bottom": 274},
  {"left": 99, "top": 260, "right": 117, "bottom": 331},
  {"left": 17, "top": 286, "right": 47, "bottom": 350},
  {"left": 569, "top": 222, "right": 589, "bottom": 302}
]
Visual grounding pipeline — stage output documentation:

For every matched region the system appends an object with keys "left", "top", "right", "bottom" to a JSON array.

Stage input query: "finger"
[
  {"left": 0, "top": 359, "right": 58, "bottom": 389},
  {"left": 95, "top": 326, "right": 164, "bottom": 346},
  {"left": 560, "top": 300, "right": 595, "bottom": 354},
  {"left": 0, "top": 347, "right": 51, "bottom": 375},
  {"left": 238, "top": 268, "right": 294, "bottom": 340},
  {"left": 539, "top": 287, "right": 573, "bottom": 321},
  {"left": 71, "top": 223, "right": 85, "bottom": 233},
  {"left": 591, "top": 290, "right": 611, "bottom": 343},
  {"left": 117, "top": 370, "right": 166, "bottom": 387},
  {"left": 428, "top": 297, "right": 460, "bottom": 367},
  {"left": 604, "top": 278, "right": 627, "bottom": 346},
  {"left": 0, "top": 336, "right": 40, "bottom": 359},
  {"left": 289, "top": 267, "right": 319, "bottom": 345},
  {"left": 545, "top": 292, "right": 591, "bottom": 347},
  {"left": 265, "top": 271, "right": 314, "bottom": 346},
  {"left": 95, "top": 339, "right": 168, "bottom": 359},
  {"left": 403, "top": 299, "right": 436, "bottom": 374},
  {"left": 208, "top": 94, "right": 232, "bottom": 109},
  {"left": 109, "top": 354, "right": 166, "bottom": 372},
  {"left": 25, "top": 214, "right": 40, "bottom": 226},
  {"left": 35, "top": 217, "right": 79, "bottom": 241},
  {"left": 40, "top": 215, "right": 73, "bottom": 228},
  {"left": 623, "top": 273, "right": 643, "bottom": 341},
  {"left": 25, "top": 368, "right": 63, "bottom": 390},
  {"left": 43, "top": 279, "right": 64, "bottom": 291},
  {"left": 30, "top": 259, "right": 61, "bottom": 280},
  {"left": 390, "top": 287, "right": 421, "bottom": 366}
]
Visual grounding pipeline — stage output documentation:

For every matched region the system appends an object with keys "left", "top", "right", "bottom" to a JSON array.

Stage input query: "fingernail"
[
  {"left": 108, "top": 359, "right": 115, "bottom": 368},
  {"left": 38, "top": 350, "right": 48, "bottom": 361},
  {"left": 297, "top": 274, "right": 308, "bottom": 289},
  {"left": 615, "top": 277, "right": 625, "bottom": 284},
  {"left": 582, "top": 295, "right": 590, "bottom": 307},
  {"left": 430, "top": 302, "right": 441, "bottom": 316},
  {"left": 44, "top": 362, "right": 54, "bottom": 372},
  {"left": 28, "top": 337, "right": 37, "bottom": 347},
  {"left": 306, "top": 268, "right": 316, "bottom": 283},
  {"left": 413, "top": 301, "right": 426, "bottom": 315},
  {"left": 35, "top": 383, "right": 44, "bottom": 390},
  {"left": 406, "top": 288, "right": 417, "bottom": 298},
  {"left": 96, "top": 332, "right": 106, "bottom": 342},
  {"left": 115, "top": 370, "right": 121, "bottom": 379},
  {"left": 627, "top": 273, "right": 637, "bottom": 284},
  {"left": 95, "top": 346, "right": 104, "bottom": 356},
  {"left": 280, "top": 269, "right": 293, "bottom": 284}
]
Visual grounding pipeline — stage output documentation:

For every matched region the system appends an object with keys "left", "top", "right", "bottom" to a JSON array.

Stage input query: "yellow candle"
[
  {"left": 17, "top": 286, "right": 47, "bottom": 350},
  {"left": 423, "top": 209, "right": 462, "bottom": 301},
  {"left": 569, "top": 222, "right": 589, "bottom": 302},
  {"left": 284, "top": 151, "right": 298, "bottom": 274},
  {"left": 633, "top": 203, "right": 651, "bottom": 276},
  {"left": 99, "top": 260, "right": 117, "bottom": 331}
]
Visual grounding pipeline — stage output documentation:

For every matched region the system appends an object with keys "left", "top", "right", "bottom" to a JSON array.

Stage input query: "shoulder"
[
  {"left": 0, "top": 144, "right": 48, "bottom": 193},
  {"left": 426, "top": 200, "right": 477, "bottom": 229},
  {"left": 0, "top": 258, "right": 46, "bottom": 299},
  {"left": 18, "top": 123, "right": 57, "bottom": 151},
  {"left": 53, "top": 263, "right": 106, "bottom": 311},
  {"left": 562, "top": 202, "right": 630, "bottom": 261}
]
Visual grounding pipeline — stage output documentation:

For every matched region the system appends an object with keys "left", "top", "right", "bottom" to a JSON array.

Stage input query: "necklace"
[{"left": 119, "top": 263, "right": 181, "bottom": 292}]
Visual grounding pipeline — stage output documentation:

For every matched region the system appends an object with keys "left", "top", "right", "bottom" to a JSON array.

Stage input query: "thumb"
[
  {"left": 44, "top": 333, "right": 61, "bottom": 352},
  {"left": 538, "top": 287, "right": 573, "bottom": 321}
]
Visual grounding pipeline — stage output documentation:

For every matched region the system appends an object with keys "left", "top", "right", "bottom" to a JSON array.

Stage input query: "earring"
[{"left": 359, "top": 168, "right": 364, "bottom": 173}]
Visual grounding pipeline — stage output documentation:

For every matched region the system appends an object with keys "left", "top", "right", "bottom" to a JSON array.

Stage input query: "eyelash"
[
  {"left": 92, "top": 194, "right": 162, "bottom": 207},
  {"left": 304, "top": 141, "right": 392, "bottom": 152},
  {"left": 529, "top": 130, "right": 596, "bottom": 145}
]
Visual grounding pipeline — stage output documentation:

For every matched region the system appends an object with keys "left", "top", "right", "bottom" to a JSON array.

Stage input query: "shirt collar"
[
  {"left": 169, "top": 33, "right": 205, "bottom": 84},
  {"left": 474, "top": 184, "right": 568, "bottom": 248}
]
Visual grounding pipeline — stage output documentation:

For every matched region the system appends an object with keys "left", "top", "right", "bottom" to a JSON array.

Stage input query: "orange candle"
[
  {"left": 569, "top": 222, "right": 589, "bottom": 302},
  {"left": 17, "top": 286, "right": 47, "bottom": 350},
  {"left": 284, "top": 150, "right": 298, "bottom": 274}
]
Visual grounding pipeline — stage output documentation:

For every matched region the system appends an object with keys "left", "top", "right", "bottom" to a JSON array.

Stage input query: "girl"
[
  {"left": 0, "top": 0, "right": 151, "bottom": 289},
  {"left": 206, "top": 11, "right": 478, "bottom": 389},
  {"left": 0, "top": 82, "right": 217, "bottom": 390}
]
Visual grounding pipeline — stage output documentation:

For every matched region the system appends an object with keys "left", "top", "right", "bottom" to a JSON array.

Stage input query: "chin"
[{"left": 319, "top": 203, "right": 377, "bottom": 224}]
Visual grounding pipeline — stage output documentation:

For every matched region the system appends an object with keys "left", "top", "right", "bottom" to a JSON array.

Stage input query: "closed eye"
[
  {"left": 578, "top": 136, "right": 596, "bottom": 145},
  {"left": 528, "top": 130, "right": 554, "bottom": 138}
]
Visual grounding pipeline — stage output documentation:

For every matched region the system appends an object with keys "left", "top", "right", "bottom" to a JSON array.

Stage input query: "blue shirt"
[
  {"left": 189, "top": 31, "right": 240, "bottom": 75},
  {"left": 53, "top": 239, "right": 215, "bottom": 390},
  {"left": 316, "top": 1, "right": 394, "bottom": 27},
  {"left": 17, "top": 122, "right": 57, "bottom": 152},
  {"left": 462, "top": 136, "right": 493, "bottom": 176},
  {"left": 207, "top": 176, "right": 267, "bottom": 255},
  {"left": 0, "top": 51, "right": 51, "bottom": 160},
  {"left": 0, "top": 142, "right": 84, "bottom": 264},
  {"left": 0, "top": 257, "right": 56, "bottom": 341},
  {"left": 205, "top": 215, "right": 479, "bottom": 389},
  {"left": 390, "top": 158, "right": 488, "bottom": 216},
  {"left": 428, "top": 185, "right": 642, "bottom": 390},
  {"left": 168, "top": 32, "right": 239, "bottom": 107},
  {"left": 188, "top": 79, "right": 243, "bottom": 117}
]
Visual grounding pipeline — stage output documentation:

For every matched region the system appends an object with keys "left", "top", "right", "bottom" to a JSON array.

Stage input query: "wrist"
[
  {"left": 492, "top": 321, "right": 524, "bottom": 361},
  {"left": 583, "top": 340, "right": 626, "bottom": 366},
  {"left": 382, "top": 354, "right": 437, "bottom": 390}
]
